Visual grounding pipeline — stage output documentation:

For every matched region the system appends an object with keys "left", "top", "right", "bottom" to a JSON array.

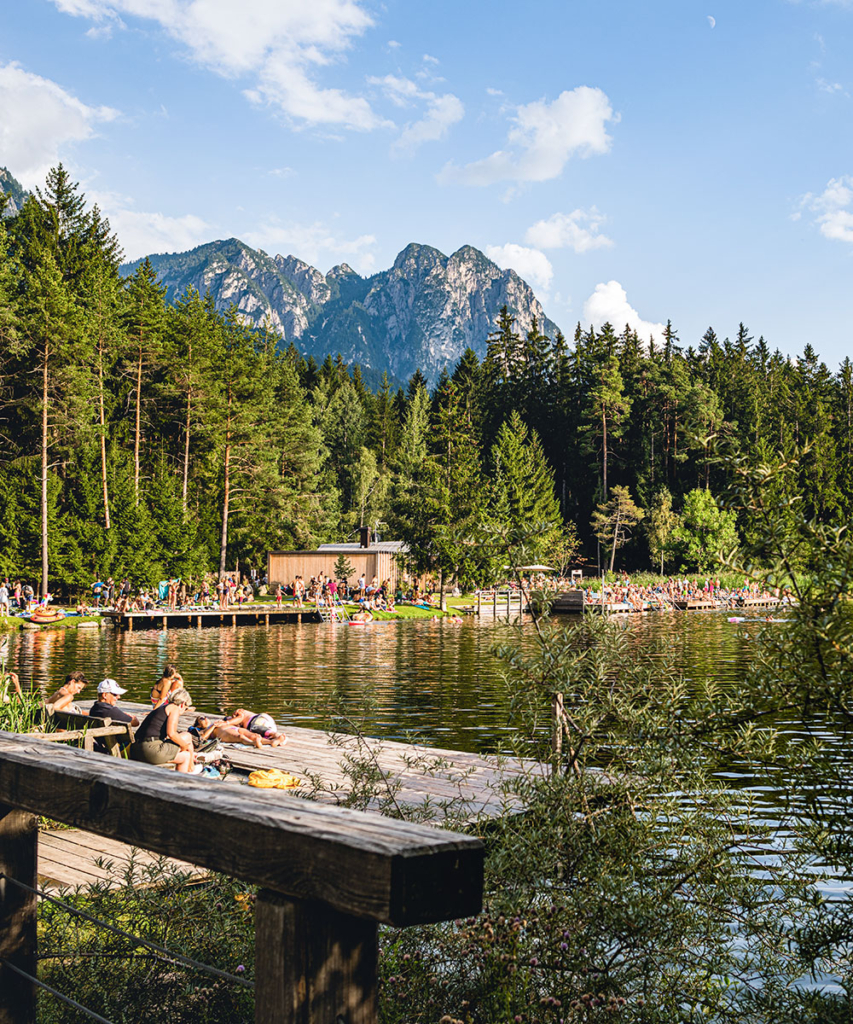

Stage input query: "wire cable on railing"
[
  {"left": 0, "top": 873, "right": 254, "bottom": 989},
  {"left": 0, "top": 960, "right": 115, "bottom": 1024}
]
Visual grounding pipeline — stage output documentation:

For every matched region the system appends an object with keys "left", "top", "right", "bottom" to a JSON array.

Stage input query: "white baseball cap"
[{"left": 97, "top": 678, "right": 127, "bottom": 695}]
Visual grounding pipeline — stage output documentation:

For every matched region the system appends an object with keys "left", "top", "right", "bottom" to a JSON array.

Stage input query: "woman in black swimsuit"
[{"left": 131, "top": 687, "right": 194, "bottom": 772}]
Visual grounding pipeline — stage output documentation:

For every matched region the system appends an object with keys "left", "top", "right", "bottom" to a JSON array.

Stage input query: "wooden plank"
[
  {"left": 0, "top": 805, "right": 38, "bottom": 1024},
  {"left": 255, "top": 891, "right": 377, "bottom": 1024},
  {"left": 0, "top": 733, "right": 483, "bottom": 926},
  {"left": 37, "top": 829, "right": 206, "bottom": 891}
]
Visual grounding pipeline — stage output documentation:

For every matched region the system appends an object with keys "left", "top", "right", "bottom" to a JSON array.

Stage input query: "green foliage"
[
  {"left": 646, "top": 486, "right": 679, "bottom": 573},
  {"left": 333, "top": 553, "right": 355, "bottom": 583},
  {"left": 590, "top": 485, "right": 645, "bottom": 572},
  {"left": 672, "top": 487, "right": 739, "bottom": 571},
  {"left": 37, "top": 864, "right": 255, "bottom": 1024}
]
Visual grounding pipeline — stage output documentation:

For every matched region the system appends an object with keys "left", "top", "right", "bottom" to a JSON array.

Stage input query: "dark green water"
[{"left": 2, "top": 611, "right": 752, "bottom": 753}]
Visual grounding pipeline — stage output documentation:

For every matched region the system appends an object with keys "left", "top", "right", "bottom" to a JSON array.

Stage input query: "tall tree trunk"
[
  {"left": 133, "top": 343, "right": 143, "bottom": 504},
  {"left": 609, "top": 508, "right": 621, "bottom": 572},
  {"left": 219, "top": 394, "right": 232, "bottom": 575},
  {"left": 602, "top": 408, "right": 608, "bottom": 497},
  {"left": 182, "top": 341, "right": 192, "bottom": 512},
  {"left": 98, "top": 334, "right": 111, "bottom": 529},
  {"left": 182, "top": 394, "right": 191, "bottom": 512},
  {"left": 41, "top": 343, "right": 49, "bottom": 597}
]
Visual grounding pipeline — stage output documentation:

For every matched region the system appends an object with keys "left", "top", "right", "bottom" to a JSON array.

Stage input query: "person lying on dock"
[
  {"left": 150, "top": 664, "right": 184, "bottom": 705},
  {"left": 130, "top": 687, "right": 195, "bottom": 772},
  {"left": 191, "top": 713, "right": 280, "bottom": 749},
  {"left": 227, "top": 709, "right": 287, "bottom": 746},
  {"left": 46, "top": 671, "right": 89, "bottom": 714}
]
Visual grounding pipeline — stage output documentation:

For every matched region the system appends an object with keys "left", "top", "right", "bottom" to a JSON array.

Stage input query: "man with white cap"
[{"left": 89, "top": 679, "right": 140, "bottom": 728}]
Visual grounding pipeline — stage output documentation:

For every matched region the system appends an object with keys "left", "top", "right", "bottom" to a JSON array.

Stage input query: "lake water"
[{"left": 3, "top": 610, "right": 753, "bottom": 753}]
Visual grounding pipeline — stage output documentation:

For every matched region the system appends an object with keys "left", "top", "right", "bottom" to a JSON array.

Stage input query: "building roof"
[{"left": 316, "top": 541, "right": 408, "bottom": 554}]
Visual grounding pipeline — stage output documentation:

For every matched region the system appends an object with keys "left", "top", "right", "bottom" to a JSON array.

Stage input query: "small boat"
[{"left": 29, "top": 608, "right": 66, "bottom": 624}]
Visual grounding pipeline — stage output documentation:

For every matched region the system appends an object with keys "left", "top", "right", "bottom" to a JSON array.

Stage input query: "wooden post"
[
  {"left": 265, "top": 613, "right": 270, "bottom": 625},
  {"left": 197, "top": 615, "right": 202, "bottom": 628},
  {"left": 232, "top": 613, "right": 237, "bottom": 627},
  {"left": 493, "top": 591, "right": 497, "bottom": 615},
  {"left": 476, "top": 591, "right": 481, "bottom": 616},
  {"left": 162, "top": 616, "right": 167, "bottom": 630},
  {"left": 0, "top": 805, "right": 38, "bottom": 1024},
  {"left": 297, "top": 613, "right": 302, "bottom": 624},
  {"left": 506, "top": 591, "right": 511, "bottom": 617},
  {"left": 127, "top": 616, "right": 133, "bottom": 632},
  {"left": 255, "top": 891, "right": 378, "bottom": 1024},
  {"left": 551, "top": 693, "right": 564, "bottom": 772}
]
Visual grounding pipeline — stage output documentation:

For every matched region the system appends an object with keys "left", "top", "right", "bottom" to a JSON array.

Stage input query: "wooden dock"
[
  {"left": 102, "top": 604, "right": 322, "bottom": 630},
  {"left": 118, "top": 701, "right": 534, "bottom": 822},
  {"left": 38, "top": 828, "right": 206, "bottom": 891},
  {"left": 32, "top": 704, "right": 539, "bottom": 892},
  {"left": 550, "top": 591, "right": 585, "bottom": 614}
]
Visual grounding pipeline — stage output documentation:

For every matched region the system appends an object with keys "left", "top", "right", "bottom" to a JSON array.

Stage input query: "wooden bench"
[
  {"left": 0, "top": 731, "right": 484, "bottom": 1023},
  {"left": 34, "top": 707, "right": 135, "bottom": 756}
]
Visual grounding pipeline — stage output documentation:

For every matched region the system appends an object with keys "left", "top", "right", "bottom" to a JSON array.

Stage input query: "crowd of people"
[
  {"left": 581, "top": 576, "right": 789, "bottom": 611},
  {"left": 30, "top": 663, "right": 287, "bottom": 774}
]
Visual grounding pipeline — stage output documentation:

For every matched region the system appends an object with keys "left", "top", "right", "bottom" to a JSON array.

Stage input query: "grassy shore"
[{"left": 0, "top": 612, "right": 105, "bottom": 632}]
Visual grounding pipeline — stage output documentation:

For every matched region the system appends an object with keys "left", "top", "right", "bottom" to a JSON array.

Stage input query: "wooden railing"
[{"left": 0, "top": 731, "right": 484, "bottom": 1024}]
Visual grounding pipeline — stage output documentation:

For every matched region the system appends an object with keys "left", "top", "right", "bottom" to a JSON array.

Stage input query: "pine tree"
[
  {"left": 591, "top": 486, "right": 645, "bottom": 572},
  {"left": 490, "top": 410, "right": 562, "bottom": 560}
]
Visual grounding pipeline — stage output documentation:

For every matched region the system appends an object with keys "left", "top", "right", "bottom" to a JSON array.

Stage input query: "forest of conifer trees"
[{"left": 1, "top": 167, "right": 851, "bottom": 596}]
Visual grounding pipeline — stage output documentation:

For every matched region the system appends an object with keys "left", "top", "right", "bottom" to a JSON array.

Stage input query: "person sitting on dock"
[
  {"left": 150, "top": 664, "right": 184, "bottom": 706},
  {"left": 89, "top": 678, "right": 140, "bottom": 727},
  {"left": 130, "top": 687, "right": 195, "bottom": 772},
  {"left": 192, "top": 713, "right": 280, "bottom": 749},
  {"left": 228, "top": 708, "right": 287, "bottom": 746},
  {"left": 46, "top": 671, "right": 90, "bottom": 714},
  {"left": 89, "top": 679, "right": 140, "bottom": 752}
]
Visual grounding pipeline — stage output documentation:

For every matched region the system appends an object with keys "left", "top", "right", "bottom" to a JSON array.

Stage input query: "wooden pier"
[
  {"left": 0, "top": 732, "right": 485, "bottom": 1024},
  {"left": 102, "top": 604, "right": 322, "bottom": 630},
  {"left": 550, "top": 590, "right": 585, "bottom": 614},
  {"left": 119, "top": 701, "right": 536, "bottom": 823},
  {"left": 27, "top": 703, "right": 537, "bottom": 895}
]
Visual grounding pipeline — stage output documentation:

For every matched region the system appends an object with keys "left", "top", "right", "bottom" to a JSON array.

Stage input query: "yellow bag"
[{"left": 247, "top": 768, "right": 301, "bottom": 790}]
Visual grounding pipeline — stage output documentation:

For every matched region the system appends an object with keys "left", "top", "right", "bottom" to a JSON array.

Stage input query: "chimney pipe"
[{"left": 359, "top": 526, "right": 371, "bottom": 549}]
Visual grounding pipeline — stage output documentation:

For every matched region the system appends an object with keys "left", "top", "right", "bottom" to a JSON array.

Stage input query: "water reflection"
[{"left": 0, "top": 612, "right": 793, "bottom": 755}]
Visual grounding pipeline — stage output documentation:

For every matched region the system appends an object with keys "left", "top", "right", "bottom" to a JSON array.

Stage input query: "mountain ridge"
[{"left": 121, "top": 238, "right": 561, "bottom": 383}]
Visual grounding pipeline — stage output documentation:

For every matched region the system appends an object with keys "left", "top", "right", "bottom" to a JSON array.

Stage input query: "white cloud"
[
  {"left": 422, "top": 54, "right": 440, "bottom": 65},
  {"left": 800, "top": 176, "right": 853, "bottom": 242},
  {"left": 485, "top": 244, "right": 553, "bottom": 294},
  {"left": 0, "top": 62, "right": 118, "bottom": 187},
  {"left": 50, "top": 0, "right": 388, "bottom": 131},
  {"left": 707, "top": 15, "right": 716, "bottom": 28},
  {"left": 582, "top": 281, "right": 666, "bottom": 342},
  {"left": 91, "top": 189, "right": 211, "bottom": 260},
  {"left": 815, "top": 77, "right": 848, "bottom": 95},
  {"left": 369, "top": 74, "right": 464, "bottom": 153},
  {"left": 525, "top": 208, "right": 614, "bottom": 253},
  {"left": 439, "top": 86, "right": 616, "bottom": 187},
  {"left": 243, "top": 219, "right": 377, "bottom": 273}
]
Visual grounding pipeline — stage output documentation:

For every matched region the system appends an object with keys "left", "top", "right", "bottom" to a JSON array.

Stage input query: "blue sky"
[{"left": 2, "top": 0, "right": 853, "bottom": 365}]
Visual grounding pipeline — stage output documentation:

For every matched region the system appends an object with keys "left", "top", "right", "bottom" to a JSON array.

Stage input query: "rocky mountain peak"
[{"left": 120, "top": 238, "right": 561, "bottom": 383}]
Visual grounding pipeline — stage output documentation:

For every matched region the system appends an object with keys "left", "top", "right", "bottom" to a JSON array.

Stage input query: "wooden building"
[{"left": 267, "top": 531, "right": 406, "bottom": 590}]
